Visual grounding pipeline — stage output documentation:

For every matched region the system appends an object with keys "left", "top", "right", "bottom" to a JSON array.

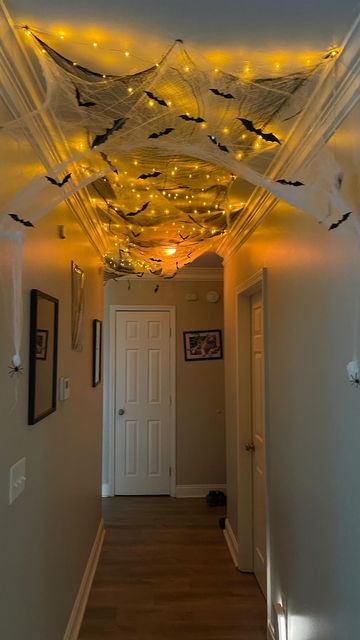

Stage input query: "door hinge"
[
  {"left": 169, "top": 466, "right": 172, "bottom": 477},
  {"left": 169, "top": 327, "right": 172, "bottom": 337},
  {"left": 169, "top": 394, "right": 172, "bottom": 406}
]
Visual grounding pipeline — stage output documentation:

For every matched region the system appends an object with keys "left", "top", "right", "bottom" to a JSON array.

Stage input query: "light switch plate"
[{"left": 9, "top": 457, "right": 26, "bottom": 505}]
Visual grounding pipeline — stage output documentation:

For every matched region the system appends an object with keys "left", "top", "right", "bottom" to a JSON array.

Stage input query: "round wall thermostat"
[{"left": 206, "top": 290, "right": 220, "bottom": 303}]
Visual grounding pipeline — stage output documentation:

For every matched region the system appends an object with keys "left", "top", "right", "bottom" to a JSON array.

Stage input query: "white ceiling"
[{"left": 8, "top": 0, "right": 359, "bottom": 76}]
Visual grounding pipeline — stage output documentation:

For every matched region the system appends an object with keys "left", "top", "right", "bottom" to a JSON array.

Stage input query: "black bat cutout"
[
  {"left": 45, "top": 173, "right": 72, "bottom": 187},
  {"left": 131, "top": 231, "right": 141, "bottom": 238},
  {"left": 136, "top": 272, "right": 144, "bottom": 278},
  {"left": 176, "top": 262, "right": 180, "bottom": 270},
  {"left": 150, "top": 258, "right": 163, "bottom": 262},
  {"left": 238, "top": 118, "right": 281, "bottom": 144},
  {"left": 209, "top": 88, "right": 235, "bottom": 99},
  {"left": 188, "top": 214, "right": 205, "bottom": 228},
  {"left": 145, "top": 91, "right": 168, "bottom": 107},
  {"left": 329, "top": 211, "right": 352, "bottom": 231},
  {"left": 138, "top": 171, "right": 162, "bottom": 180},
  {"left": 100, "top": 152, "right": 118, "bottom": 174},
  {"left": 276, "top": 179, "right": 304, "bottom": 186},
  {"left": 154, "top": 284, "right": 160, "bottom": 292},
  {"left": 148, "top": 127, "right": 174, "bottom": 139},
  {"left": 75, "top": 87, "right": 96, "bottom": 108},
  {"left": 9, "top": 213, "right": 34, "bottom": 228},
  {"left": 126, "top": 201, "right": 150, "bottom": 217},
  {"left": 179, "top": 233, "right": 189, "bottom": 241},
  {"left": 151, "top": 269, "right": 162, "bottom": 276},
  {"left": 179, "top": 114, "right": 206, "bottom": 123},
  {"left": 91, "top": 117, "right": 128, "bottom": 149},
  {"left": 208, "top": 135, "right": 229, "bottom": 153},
  {"left": 164, "top": 273, "right": 177, "bottom": 279}
]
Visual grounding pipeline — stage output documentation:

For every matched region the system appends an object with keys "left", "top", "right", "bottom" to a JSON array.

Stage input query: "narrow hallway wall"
[
  {"left": 0, "top": 203, "right": 104, "bottom": 640},
  {"left": 223, "top": 104, "right": 360, "bottom": 639}
]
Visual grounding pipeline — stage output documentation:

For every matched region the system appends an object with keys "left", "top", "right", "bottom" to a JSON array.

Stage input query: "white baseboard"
[
  {"left": 223, "top": 517, "right": 238, "bottom": 567},
  {"left": 63, "top": 518, "right": 105, "bottom": 640},
  {"left": 267, "top": 622, "right": 276, "bottom": 640},
  {"left": 175, "top": 484, "right": 227, "bottom": 498},
  {"left": 101, "top": 483, "right": 111, "bottom": 497}
]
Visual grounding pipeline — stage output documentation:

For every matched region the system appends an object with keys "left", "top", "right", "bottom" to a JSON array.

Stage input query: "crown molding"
[{"left": 218, "top": 13, "right": 360, "bottom": 262}]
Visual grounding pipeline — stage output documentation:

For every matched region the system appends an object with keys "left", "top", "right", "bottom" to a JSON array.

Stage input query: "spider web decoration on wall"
[{"left": 0, "top": 25, "right": 352, "bottom": 279}]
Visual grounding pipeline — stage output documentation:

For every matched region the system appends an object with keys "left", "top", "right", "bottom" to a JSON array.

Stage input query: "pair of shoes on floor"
[{"left": 206, "top": 490, "right": 227, "bottom": 507}]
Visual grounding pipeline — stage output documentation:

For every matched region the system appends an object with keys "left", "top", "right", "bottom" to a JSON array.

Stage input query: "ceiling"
[
  {"left": 9, "top": 0, "right": 359, "bottom": 76},
  {"left": 3, "top": 0, "right": 359, "bottom": 276}
]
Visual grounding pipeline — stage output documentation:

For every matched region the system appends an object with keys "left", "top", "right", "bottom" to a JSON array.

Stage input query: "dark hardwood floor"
[{"left": 79, "top": 497, "right": 266, "bottom": 639}]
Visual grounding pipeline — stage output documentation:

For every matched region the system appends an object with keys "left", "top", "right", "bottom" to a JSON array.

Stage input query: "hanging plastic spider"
[
  {"left": 349, "top": 373, "right": 360, "bottom": 387},
  {"left": 8, "top": 363, "right": 24, "bottom": 377}
]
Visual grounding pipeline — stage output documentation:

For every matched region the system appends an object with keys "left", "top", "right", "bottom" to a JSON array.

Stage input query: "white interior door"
[
  {"left": 115, "top": 310, "right": 171, "bottom": 495},
  {"left": 251, "top": 292, "right": 267, "bottom": 597}
]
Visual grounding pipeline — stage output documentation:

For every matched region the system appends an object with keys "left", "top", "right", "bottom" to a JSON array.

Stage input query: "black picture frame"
[
  {"left": 28, "top": 289, "right": 59, "bottom": 425},
  {"left": 92, "top": 319, "right": 102, "bottom": 387},
  {"left": 183, "top": 329, "right": 223, "bottom": 361}
]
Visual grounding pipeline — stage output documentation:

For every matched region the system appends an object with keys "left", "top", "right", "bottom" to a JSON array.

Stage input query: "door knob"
[
  {"left": 118, "top": 408, "right": 125, "bottom": 415},
  {"left": 245, "top": 442, "right": 255, "bottom": 452}
]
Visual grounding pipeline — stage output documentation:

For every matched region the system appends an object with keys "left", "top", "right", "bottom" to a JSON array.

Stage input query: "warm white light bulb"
[{"left": 164, "top": 247, "right": 176, "bottom": 256}]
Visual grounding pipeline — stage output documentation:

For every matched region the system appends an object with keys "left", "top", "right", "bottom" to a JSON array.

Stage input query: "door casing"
[
  {"left": 107, "top": 305, "right": 176, "bottom": 497},
  {"left": 234, "top": 269, "right": 271, "bottom": 615}
]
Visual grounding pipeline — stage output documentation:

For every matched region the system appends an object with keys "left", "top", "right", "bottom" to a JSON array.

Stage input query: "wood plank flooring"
[{"left": 79, "top": 497, "right": 266, "bottom": 639}]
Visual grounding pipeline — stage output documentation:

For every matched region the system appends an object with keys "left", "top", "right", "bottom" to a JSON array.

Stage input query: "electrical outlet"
[
  {"left": 9, "top": 457, "right": 26, "bottom": 505},
  {"left": 59, "top": 377, "right": 71, "bottom": 401}
]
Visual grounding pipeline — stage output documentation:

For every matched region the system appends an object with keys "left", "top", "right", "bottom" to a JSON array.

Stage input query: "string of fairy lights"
[
  {"left": 20, "top": 24, "right": 340, "bottom": 78},
  {"left": 17, "top": 24, "right": 340, "bottom": 278}
]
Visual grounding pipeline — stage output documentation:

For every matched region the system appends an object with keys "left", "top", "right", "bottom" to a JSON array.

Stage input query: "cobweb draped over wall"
[{"left": 0, "top": 18, "right": 353, "bottom": 280}]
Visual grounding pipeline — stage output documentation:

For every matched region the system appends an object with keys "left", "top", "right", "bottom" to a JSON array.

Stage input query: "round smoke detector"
[{"left": 206, "top": 290, "right": 220, "bottom": 303}]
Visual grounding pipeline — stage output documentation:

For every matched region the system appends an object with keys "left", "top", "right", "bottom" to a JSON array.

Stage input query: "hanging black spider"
[
  {"left": 349, "top": 374, "right": 360, "bottom": 387},
  {"left": 8, "top": 363, "right": 24, "bottom": 377}
]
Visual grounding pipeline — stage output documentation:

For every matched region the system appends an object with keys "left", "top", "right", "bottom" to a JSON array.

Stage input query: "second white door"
[
  {"left": 115, "top": 310, "right": 171, "bottom": 495},
  {"left": 251, "top": 292, "right": 267, "bottom": 597}
]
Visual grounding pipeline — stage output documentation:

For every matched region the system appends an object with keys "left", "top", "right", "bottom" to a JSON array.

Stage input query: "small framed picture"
[
  {"left": 184, "top": 329, "right": 223, "bottom": 361},
  {"left": 92, "top": 319, "right": 102, "bottom": 387},
  {"left": 35, "top": 329, "right": 48, "bottom": 360}
]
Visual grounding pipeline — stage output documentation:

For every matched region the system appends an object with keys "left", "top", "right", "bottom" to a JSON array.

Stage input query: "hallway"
[{"left": 79, "top": 497, "right": 266, "bottom": 639}]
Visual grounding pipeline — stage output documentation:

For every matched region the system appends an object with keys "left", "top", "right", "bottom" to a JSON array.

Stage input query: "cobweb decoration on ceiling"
[{"left": 0, "top": 28, "right": 350, "bottom": 278}]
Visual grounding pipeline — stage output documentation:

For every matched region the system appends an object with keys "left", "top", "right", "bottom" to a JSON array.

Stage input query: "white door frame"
[
  {"left": 107, "top": 305, "right": 176, "bottom": 497},
  {"left": 234, "top": 269, "right": 271, "bottom": 614}
]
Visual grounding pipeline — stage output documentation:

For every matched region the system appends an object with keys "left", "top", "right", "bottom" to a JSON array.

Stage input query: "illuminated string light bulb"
[
  {"left": 184, "top": 66, "right": 190, "bottom": 72},
  {"left": 164, "top": 247, "right": 176, "bottom": 256},
  {"left": 275, "top": 62, "right": 280, "bottom": 69},
  {"left": 148, "top": 100, "right": 154, "bottom": 107},
  {"left": 59, "top": 33, "right": 65, "bottom": 39},
  {"left": 124, "top": 51, "right": 130, "bottom": 57},
  {"left": 223, "top": 127, "right": 229, "bottom": 134},
  {"left": 93, "top": 42, "right": 98, "bottom": 47},
  {"left": 214, "top": 68, "right": 219, "bottom": 73},
  {"left": 236, "top": 152, "right": 243, "bottom": 160}
]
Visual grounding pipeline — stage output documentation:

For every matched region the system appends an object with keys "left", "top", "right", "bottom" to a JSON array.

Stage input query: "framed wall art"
[
  {"left": 183, "top": 329, "right": 223, "bottom": 361},
  {"left": 92, "top": 319, "right": 102, "bottom": 387},
  {"left": 28, "top": 289, "right": 59, "bottom": 425}
]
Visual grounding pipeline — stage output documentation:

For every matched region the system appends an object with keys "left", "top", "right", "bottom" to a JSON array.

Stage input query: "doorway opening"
[
  {"left": 235, "top": 269, "right": 271, "bottom": 616},
  {"left": 107, "top": 305, "right": 176, "bottom": 497}
]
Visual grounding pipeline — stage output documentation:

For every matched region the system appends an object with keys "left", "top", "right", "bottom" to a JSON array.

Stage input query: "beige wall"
[
  {"left": 103, "top": 278, "right": 226, "bottom": 489},
  {"left": 224, "top": 105, "right": 360, "bottom": 638},
  {"left": 0, "top": 203, "right": 103, "bottom": 640}
]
